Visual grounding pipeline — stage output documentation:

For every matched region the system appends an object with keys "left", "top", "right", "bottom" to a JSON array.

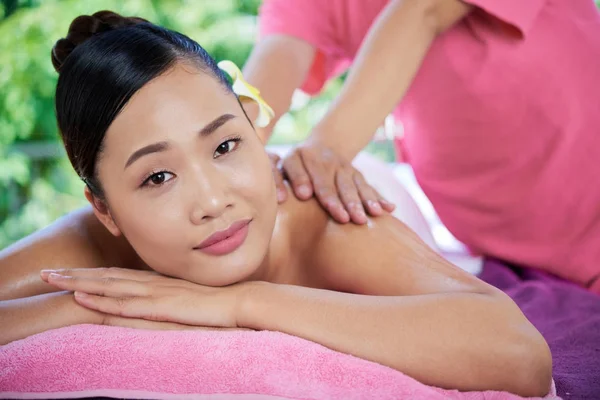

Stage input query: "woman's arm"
[
  {"left": 237, "top": 197, "right": 551, "bottom": 396},
  {"left": 0, "top": 207, "right": 143, "bottom": 344},
  {"left": 0, "top": 206, "right": 139, "bottom": 301},
  {"left": 310, "top": 0, "right": 472, "bottom": 159},
  {"left": 0, "top": 291, "right": 104, "bottom": 345},
  {"left": 240, "top": 284, "right": 550, "bottom": 397},
  {"left": 0, "top": 287, "right": 243, "bottom": 345},
  {"left": 0, "top": 210, "right": 211, "bottom": 344}
]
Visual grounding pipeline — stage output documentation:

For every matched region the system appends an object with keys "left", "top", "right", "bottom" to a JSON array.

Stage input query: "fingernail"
[
  {"left": 40, "top": 269, "right": 55, "bottom": 277},
  {"left": 340, "top": 210, "right": 350, "bottom": 222},
  {"left": 356, "top": 210, "right": 367, "bottom": 221},
  {"left": 325, "top": 199, "right": 338, "bottom": 208},
  {"left": 74, "top": 291, "right": 87, "bottom": 298},
  {"left": 349, "top": 202, "right": 365, "bottom": 213},
  {"left": 297, "top": 185, "right": 311, "bottom": 198},
  {"left": 277, "top": 190, "right": 286, "bottom": 202},
  {"left": 349, "top": 203, "right": 361, "bottom": 213},
  {"left": 368, "top": 201, "right": 382, "bottom": 213},
  {"left": 48, "top": 273, "right": 66, "bottom": 280},
  {"left": 381, "top": 199, "right": 395, "bottom": 209}
]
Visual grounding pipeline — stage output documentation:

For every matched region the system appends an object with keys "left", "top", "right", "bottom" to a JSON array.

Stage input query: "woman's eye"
[
  {"left": 143, "top": 171, "right": 174, "bottom": 187},
  {"left": 214, "top": 138, "right": 240, "bottom": 158}
]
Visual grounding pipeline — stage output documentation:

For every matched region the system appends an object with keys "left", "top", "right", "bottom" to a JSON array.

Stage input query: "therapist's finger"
[
  {"left": 268, "top": 153, "right": 288, "bottom": 203},
  {"left": 379, "top": 198, "right": 396, "bottom": 212},
  {"left": 308, "top": 168, "right": 350, "bottom": 224},
  {"left": 273, "top": 167, "right": 288, "bottom": 203},
  {"left": 282, "top": 150, "right": 313, "bottom": 200},
  {"left": 353, "top": 171, "right": 396, "bottom": 213},
  {"left": 336, "top": 168, "right": 368, "bottom": 224},
  {"left": 300, "top": 148, "right": 350, "bottom": 223},
  {"left": 352, "top": 171, "right": 384, "bottom": 216}
]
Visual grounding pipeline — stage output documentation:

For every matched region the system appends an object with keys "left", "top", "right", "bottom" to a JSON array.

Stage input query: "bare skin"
[{"left": 0, "top": 64, "right": 551, "bottom": 397}]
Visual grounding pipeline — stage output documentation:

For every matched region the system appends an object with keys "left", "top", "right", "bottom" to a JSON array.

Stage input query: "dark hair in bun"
[
  {"left": 51, "top": 11, "right": 149, "bottom": 72},
  {"left": 52, "top": 10, "right": 232, "bottom": 198}
]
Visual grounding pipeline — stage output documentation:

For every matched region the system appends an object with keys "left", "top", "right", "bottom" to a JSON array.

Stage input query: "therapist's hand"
[{"left": 273, "top": 143, "right": 395, "bottom": 224}]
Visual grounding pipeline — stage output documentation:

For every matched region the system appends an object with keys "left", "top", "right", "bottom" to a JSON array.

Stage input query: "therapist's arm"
[
  {"left": 309, "top": 0, "right": 473, "bottom": 159},
  {"left": 242, "top": 35, "right": 315, "bottom": 143}
]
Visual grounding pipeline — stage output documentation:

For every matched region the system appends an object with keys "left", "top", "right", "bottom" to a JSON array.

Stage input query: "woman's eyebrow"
[
  {"left": 199, "top": 113, "right": 236, "bottom": 137},
  {"left": 125, "top": 141, "right": 169, "bottom": 170},
  {"left": 124, "top": 114, "right": 236, "bottom": 170}
]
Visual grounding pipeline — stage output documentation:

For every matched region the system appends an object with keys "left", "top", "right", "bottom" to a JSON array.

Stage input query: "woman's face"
[{"left": 92, "top": 63, "right": 277, "bottom": 286}]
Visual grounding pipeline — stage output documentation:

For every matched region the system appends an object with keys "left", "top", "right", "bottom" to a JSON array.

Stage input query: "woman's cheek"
[
  {"left": 122, "top": 194, "right": 183, "bottom": 248},
  {"left": 126, "top": 216, "right": 187, "bottom": 276},
  {"left": 239, "top": 156, "right": 275, "bottom": 200}
]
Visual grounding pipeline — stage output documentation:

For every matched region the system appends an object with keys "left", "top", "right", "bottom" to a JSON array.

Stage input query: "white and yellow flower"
[{"left": 218, "top": 60, "right": 275, "bottom": 128}]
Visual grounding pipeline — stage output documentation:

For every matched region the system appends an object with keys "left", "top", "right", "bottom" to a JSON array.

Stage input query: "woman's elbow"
[
  {"left": 510, "top": 331, "right": 552, "bottom": 397},
  {"left": 492, "top": 294, "right": 553, "bottom": 397}
]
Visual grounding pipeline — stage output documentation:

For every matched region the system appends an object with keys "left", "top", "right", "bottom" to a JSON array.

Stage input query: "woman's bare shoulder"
[
  {"left": 279, "top": 193, "right": 491, "bottom": 296},
  {"left": 0, "top": 206, "right": 143, "bottom": 300}
]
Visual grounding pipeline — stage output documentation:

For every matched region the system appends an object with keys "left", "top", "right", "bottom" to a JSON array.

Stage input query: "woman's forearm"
[
  {"left": 239, "top": 283, "right": 551, "bottom": 397},
  {"left": 242, "top": 35, "right": 315, "bottom": 142},
  {"left": 311, "top": 0, "right": 471, "bottom": 160},
  {"left": 0, "top": 291, "right": 103, "bottom": 345}
]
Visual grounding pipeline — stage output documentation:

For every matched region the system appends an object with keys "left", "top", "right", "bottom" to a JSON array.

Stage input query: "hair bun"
[{"left": 51, "top": 10, "right": 148, "bottom": 72}]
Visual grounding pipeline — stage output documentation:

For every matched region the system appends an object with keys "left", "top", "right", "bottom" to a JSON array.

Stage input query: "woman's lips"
[{"left": 194, "top": 219, "right": 251, "bottom": 256}]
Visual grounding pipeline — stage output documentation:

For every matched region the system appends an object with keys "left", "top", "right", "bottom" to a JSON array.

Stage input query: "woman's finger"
[
  {"left": 47, "top": 273, "right": 151, "bottom": 297},
  {"left": 336, "top": 168, "right": 368, "bottom": 224},
  {"left": 76, "top": 292, "right": 208, "bottom": 327},
  {"left": 282, "top": 151, "right": 313, "bottom": 200},
  {"left": 74, "top": 292, "right": 158, "bottom": 320},
  {"left": 106, "top": 315, "right": 201, "bottom": 331},
  {"left": 40, "top": 267, "right": 162, "bottom": 283},
  {"left": 105, "top": 315, "right": 253, "bottom": 332}
]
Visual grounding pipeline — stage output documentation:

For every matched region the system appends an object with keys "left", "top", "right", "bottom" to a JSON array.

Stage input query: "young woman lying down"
[{"left": 0, "top": 11, "right": 551, "bottom": 397}]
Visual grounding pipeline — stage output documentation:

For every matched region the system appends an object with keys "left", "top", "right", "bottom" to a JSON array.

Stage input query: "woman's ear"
[{"left": 84, "top": 186, "right": 122, "bottom": 237}]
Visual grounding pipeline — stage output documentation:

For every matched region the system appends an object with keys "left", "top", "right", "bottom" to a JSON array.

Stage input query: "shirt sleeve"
[
  {"left": 464, "top": 0, "right": 547, "bottom": 36},
  {"left": 258, "top": 0, "right": 350, "bottom": 95}
]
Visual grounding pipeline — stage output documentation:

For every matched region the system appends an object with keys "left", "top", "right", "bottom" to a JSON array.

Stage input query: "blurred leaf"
[{"left": 0, "top": 150, "right": 29, "bottom": 185}]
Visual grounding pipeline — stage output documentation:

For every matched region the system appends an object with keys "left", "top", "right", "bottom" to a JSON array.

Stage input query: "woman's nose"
[{"left": 188, "top": 170, "right": 231, "bottom": 224}]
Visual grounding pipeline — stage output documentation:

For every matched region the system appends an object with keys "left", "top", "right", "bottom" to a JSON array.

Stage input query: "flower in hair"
[{"left": 218, "top": 60, "right": 274, "bottom": 128}]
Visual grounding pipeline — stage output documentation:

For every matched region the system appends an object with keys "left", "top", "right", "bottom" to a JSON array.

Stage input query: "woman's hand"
[
  {"left": 103, "top": 314, "right": 252, "bottom": 332},
  {"left": 269, "top": 144, "right": 395, "bottom": 224},
  {"left": 41, "top": 268, "right": 247, "bottom": 329}
]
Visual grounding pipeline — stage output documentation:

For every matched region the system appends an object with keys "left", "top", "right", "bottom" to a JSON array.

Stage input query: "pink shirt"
[{"left": 259, "top": 0, "right": 600, "bottom": 292}]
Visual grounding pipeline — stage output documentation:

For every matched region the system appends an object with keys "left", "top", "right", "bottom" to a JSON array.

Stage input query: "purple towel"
[{"left": 480, "top": 259, "right": 600, "bottom": 400}]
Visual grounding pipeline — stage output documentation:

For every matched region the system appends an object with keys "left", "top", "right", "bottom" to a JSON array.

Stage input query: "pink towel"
[{"left": 0, "top": 325, "right": 558, "bottom": 399}]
